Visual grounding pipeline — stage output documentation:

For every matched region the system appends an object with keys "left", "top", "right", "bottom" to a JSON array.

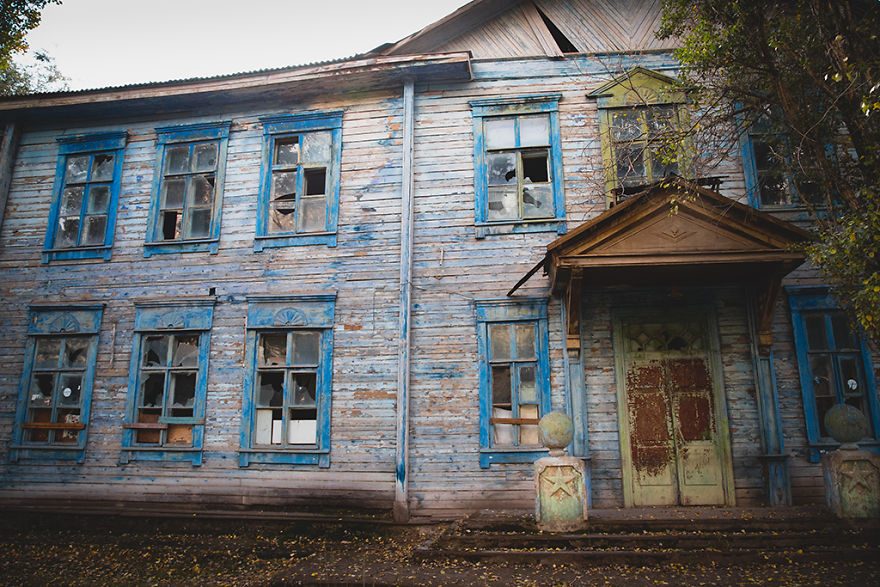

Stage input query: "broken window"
[
  {"left": 241, "top": 296, "right": 335, "bottom": 467},
  {"left": 475, "top": 300, "right": 551, "bottom": 468},
  {"left": 122, "top": 301, "right": 214, "bottom": 464},
  {"left": 158, "top": 141, "right": 219, "bottom": 241},
  {"left": 253, "top": 331, "right": 321, "bottom": 447},
  {"left": 789, "top": 291, "right": 880, "bottom": 462},
  {"left": 484, "top": 114, "right": 554, "bottom": 222},
  {"left": 45, "top": 132, "right": 127, "bottom": 262},
  {"left": 256, "top": 112, "right": 342, "bottom": 249},
  {"left": 11, "top": 307, "right": 103, "bottom": 462},
  {"left": 609, "top": 105, "right": 680, "bottom": 195},
  {"left": 146, "top": 122, "right": 229, "bottom": 255},
  {"left": 744, "top": 112, "right": 822, "bottom": 208}
]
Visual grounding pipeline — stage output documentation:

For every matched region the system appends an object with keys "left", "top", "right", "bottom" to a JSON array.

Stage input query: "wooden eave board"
[{"left": 0, "top": 53, "right": 472, "bottom": 124}]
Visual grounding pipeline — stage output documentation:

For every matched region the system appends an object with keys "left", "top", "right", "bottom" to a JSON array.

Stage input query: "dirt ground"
[{"left": 1, "top": 511, "right": 878, "bottom": 586}]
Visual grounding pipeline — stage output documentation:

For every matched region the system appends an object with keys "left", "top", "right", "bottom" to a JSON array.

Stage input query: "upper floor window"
[
  {"left": 742, "top": 113, "right": 820, "bottom": 208},
  {"left": 590, "top": 68, "right": 688, "bottom": 206},
  {"left": 256, "top": 111, "right": 343, "bottom": 250},
  {"left": 10, "top": 306, "right": 104, "bottom": 463},
  {"left": 470, "top": 95, "right": 566, "bottom": 238},
  {"left": 145, "top": 122, "right": 231, "bottom": 256},
  {"left": 239, "top": 295, "right": 336, "bottom": 467},
  {"left": 475, "top": 299, "right": 551, "bottom": 468},
  {"left": 788, "top": 288, "right": 879, "bottom": 462},
  {"left": 121, "top": 300, "right": 215, "bottom": 465},
  {"left": 43, "top": 132, "right": 127, "bottom": 263}
]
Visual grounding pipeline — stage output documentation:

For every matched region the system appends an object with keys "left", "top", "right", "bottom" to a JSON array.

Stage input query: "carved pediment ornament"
[
  {"left": 158, "top": 312, "right": 186, "bottom": 330},
  {"left": 49, "top": 313, "right": 81, "bottom": 333},
  {"left": 274, "top": 308, "right": 308, "bottom": 327}
]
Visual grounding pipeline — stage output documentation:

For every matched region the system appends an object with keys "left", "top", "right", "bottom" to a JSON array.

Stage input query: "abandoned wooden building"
[{"left": 0, "top": 0, "right": 877, "bottom": 520}]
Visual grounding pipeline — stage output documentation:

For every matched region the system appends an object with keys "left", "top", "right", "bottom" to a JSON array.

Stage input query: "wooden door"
[{"left": 618, "top": 318, "right": 728, "bottom": 506}]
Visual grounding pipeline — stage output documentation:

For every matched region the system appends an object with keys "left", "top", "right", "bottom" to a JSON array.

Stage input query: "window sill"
[
  {"left": 9, "top": 444, "right": 88, "bottom": 463},
  {"left": 239, "top": 448, "right": 330, "bottom": 468},
  {"left": 479, "top": 447, "right": 548, "bottom": 469},
  {"left": 144, "top": 238, "right": 219, "bottom": 257},
  {"left": 42, "top": 245, "right": 112, "bottom": 264},
  {"left": 254, "top": 232, "right": 337, "bottom": 251},
  {"left": 474, "top": 219, "right": 566, "bottom": 239},
  {"left": 807, "top": 440, "right": 879, "bottom": 463},
  {"left": 119, "top": 446, "right": 203, "bottom": 466}
]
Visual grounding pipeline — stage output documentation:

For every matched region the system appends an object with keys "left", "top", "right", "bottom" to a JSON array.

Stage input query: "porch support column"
[
  {"left": 0, "top": 122, "right": 21, "bottom": 235},
  {"left": 748, "top": 282, "right": 792, "bottom": 506},
  {"left": 394, "top": 78, "right": 416, "bottom": 522},
  {"left": 562, "top": 274, "right": 592, "bottom": 505}
]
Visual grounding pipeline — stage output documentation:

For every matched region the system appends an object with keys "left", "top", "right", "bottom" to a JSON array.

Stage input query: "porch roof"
[{"left": 510, "top": 176, "right": 814, "bottom": 296}]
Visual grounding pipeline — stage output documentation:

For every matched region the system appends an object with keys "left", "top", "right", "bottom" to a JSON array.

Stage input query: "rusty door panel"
[
  {"left": 626, "top": 360, "right": 677, "bottom": 505},
  {"left": 620, "top": 320, "right": 726, "bottom": 507}
]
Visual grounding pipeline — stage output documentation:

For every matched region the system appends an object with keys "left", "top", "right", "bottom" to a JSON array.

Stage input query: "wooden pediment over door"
[{"left": 539, "top": 177, "right": 812, "bottom": 293}]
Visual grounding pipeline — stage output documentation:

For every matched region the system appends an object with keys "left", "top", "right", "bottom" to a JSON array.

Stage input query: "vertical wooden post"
[
  {"left": 0, "top": 122, "right": 22, "bottom": 236},
  {"left": 394, "top": 78, "right": 416, "bottom": 523},
  {"left": 747, "top": 286, "right": 792, "bottom": 506},
  {"left": 562, "top": 275, "right": 592, "bottom": 506}
]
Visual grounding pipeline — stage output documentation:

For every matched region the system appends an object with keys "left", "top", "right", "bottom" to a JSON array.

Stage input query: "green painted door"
[{"left": 618, "top": 318, "right": 728, "bottom": 506}]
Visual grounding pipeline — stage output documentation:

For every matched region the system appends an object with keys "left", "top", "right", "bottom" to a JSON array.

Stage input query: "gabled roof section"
[
  {"left": 588, "top": 67, "right": 686, "bottom": 108},
  {"left": 377, "top": 0, "right": 676, "bottom": 59},
  {"left": 509, "top": 177, "right": 812, "bottom": 295}
]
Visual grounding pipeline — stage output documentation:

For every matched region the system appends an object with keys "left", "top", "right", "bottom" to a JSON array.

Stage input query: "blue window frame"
[
  {"left": 475, "top": 299, "right": 551, "bottom": 468},
  {"left": 470, "top": 95, "right": 566, "bottom": 239},
  {"left": 121, "top": 299, "right": 215, "bottom": 465},
  {"left": 10, "top": 305, "right": 104, "bottom": 463},
  {"left": 145, "top": 121, "right": 231, "bottom": 256},
  {"left": 43, "top": 132, "right": 127, "bottom": 263},
  {"left": 741, "top": 113, "right": 820, "bottom": 208},
  {"left": 255, "top": 111, "right": 343, "bottom": 250},
  {"left": 787, "top": 287, "right": 880, "bottom": 462},
  {"left": 239, "top": 295, "right": 335, "bottom": 467}
]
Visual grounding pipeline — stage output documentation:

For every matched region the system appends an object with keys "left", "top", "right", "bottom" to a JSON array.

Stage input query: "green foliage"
[
  {"left": 0, "top": 0, "right": 60, "bottom": 70},
  {"left": 659, "top": 0, "right": 880, "bottom": 344},
  {"left": 0, "top": 49, "right": 66, "bottom": 95}
]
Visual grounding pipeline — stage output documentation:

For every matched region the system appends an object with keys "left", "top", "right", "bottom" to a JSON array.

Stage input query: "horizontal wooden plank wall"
[
  {"left": 1, "top": 47, "right": 875, "bottom": 517},
  {"left": 0, "top": 88, "right": 406, "bottom": 512}
]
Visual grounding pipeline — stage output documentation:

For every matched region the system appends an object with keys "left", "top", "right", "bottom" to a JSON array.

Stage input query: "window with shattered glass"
[
  {"left": 133, "top": 332, "right": 204, "bottom": 448},
  {"left": 487, "top": 321, "right": 542, "bottom": 448},
  {"left": 483, "top": 114, "right": 555, "bottom": 222},
  {"left": 252, "top": 330, "right": 322, "bottom": 447},
  {"left": 266, "top": 132, "right": 331, "bottom": 235},
  {"left": 52, "top": 152, "right": 117, "bottom": 249},
  {"left": 610, "top": 105, "right": 680, "bottom": 195},
  {"left": 158, "top": 141, "right": 219, "bottom": 241},
  {"left": 22, "top": 335, "right": 92, "bottom": 445}
]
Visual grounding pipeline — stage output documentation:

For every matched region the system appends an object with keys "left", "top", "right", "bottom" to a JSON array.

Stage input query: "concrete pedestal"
[
  {"left": 822, "top": 448, "right": 880, "bottom": 519},
  {"left": 534, "top": 455, "right": 588, "bottom": 532}
]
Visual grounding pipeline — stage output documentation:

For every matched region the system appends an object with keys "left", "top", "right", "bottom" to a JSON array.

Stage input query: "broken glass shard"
[
  {"left": 269, "top": 205, "right": 295, "bottom": 233},
  {"left": 190, "top": 174, "right": 214, "bottom": 206},
  {"left": 143, "top": 335, "right": 168, "bottom": 367},
  {"left": 487, "top": 152, "right": 516, "bottom": 185},
  {"left": 141, "top": 373, "right": 165, "bottom": 407},
  {"left": 291, "top": 373, "right": 317, "bottom": 406},
  {"left": 273, "top": 171, "right": 296, "bottom": 198},
  {"left": 257, "top": 372, "right": 284, "bottom": 406},
  {"left": 487, "top": 186, "right": 519, "bottom": 221},
  {"left": 61, "top": 186, "right": 84, "bottom": 215},
  {"left": 260, "top": 333, "right": 287, "bottom": 366},
  {"left": 302, "top": 132, "right": 332, "bottom": 164},
  {"left": 91, "top": 153, "right": 115, "bottom": 181},
  {"left": 522, "top": 184, "right": 553, "bottom": 219},
  {"left": 173, "top": 335, "right": 199, "bottom": 367},
  {"left": 55, "top": 216, "right": 80, "bottom": 248},
  {"left": 66, "top": 156, "right": 89, "bottom": 183},
  {"left": 64, "top": 338, "right": 89, "bottom": 367},
  {"left": 58, "top": 374, "right": 82, "bottom": 406},
  {"left": 522, "top": 151, "right": 549, "bottom": 183},
  {"left": 275, "top": 137, "right": 300, "bottom": 166}
]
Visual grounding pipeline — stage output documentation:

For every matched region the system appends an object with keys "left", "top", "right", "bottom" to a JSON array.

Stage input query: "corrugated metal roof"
[{"left": 1, "top": 52, "right": 367, "bottom": 101}]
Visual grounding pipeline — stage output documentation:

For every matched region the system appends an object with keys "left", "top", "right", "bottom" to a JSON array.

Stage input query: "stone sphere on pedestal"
[
  {"left": 824, "top": 404, "right": 868, "bottom": 446},
  {"left": 539, "top": 411, "right": 574, "bottom": 452}
]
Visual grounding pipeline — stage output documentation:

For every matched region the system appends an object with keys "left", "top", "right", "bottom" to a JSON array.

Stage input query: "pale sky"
[{"left": 24, "top": 0, "right": 472, "bottom": 91}]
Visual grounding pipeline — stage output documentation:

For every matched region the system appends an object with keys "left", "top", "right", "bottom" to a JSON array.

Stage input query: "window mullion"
[
  {"left": 511, "top": 362, "right": 520, "bottom": 447},
  {"left": 293, "top": 165, "right": 304, "bottom": 234}
]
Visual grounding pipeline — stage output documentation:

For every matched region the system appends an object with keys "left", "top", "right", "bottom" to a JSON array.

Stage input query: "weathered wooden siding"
[
  {"left": 0, "top": 89, "right": 408, "bottom": 511},
  {"left": 430, "top": 0, "right": 676, "bottom": 59}
]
